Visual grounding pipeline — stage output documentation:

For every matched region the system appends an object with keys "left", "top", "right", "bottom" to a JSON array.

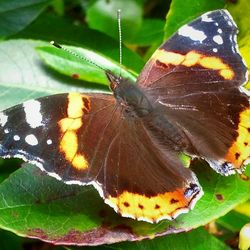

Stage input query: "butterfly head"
[
  {"left": 105, "top": 70, "right": 130, "bottom": 102},
  {"left": 106, "top": 70, "right": 122, "bottom": 92},
  {"left": 106, "top": 70, "right": 153, "bottom": 117}
]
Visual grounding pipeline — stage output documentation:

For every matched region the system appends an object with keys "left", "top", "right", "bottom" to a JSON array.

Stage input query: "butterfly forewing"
[{"left": 137, "top": 10, "right": 247, "bottom": 88}]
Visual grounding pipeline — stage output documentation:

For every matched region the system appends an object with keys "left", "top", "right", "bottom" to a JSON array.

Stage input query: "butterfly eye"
[
  {"left": 110, "top": 81, "right": 118, "bottom": 91},
  {"left": 106, "top": 71, "right": 121, "bottom": 92}
]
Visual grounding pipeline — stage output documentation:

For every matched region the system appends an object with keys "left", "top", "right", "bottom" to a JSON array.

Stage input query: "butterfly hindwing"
[
  {"left": 137, "top": 9, "right": 250, "bottom": 175},
  {"left": 0, "top": 93, "right": 202, "bottom": 223}
]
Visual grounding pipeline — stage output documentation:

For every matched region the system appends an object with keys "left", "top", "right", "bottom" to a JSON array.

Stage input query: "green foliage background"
[{"left": 0, "top": 0, "right": 249, "bottom": 249}]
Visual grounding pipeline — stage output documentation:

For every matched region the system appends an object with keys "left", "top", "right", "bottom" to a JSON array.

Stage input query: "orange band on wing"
[
  {"left": 152, "top": 49, "right": 234, "bottom": 80},
  {"left": 225, "top": 108, "right": 250, "bottom": 168},
  {"left": 59, "top": 118, "right": 82, "bottom": 132},
  {"left": 106, "top": 188, "right": 196, "bottom": 223},
  {"left": 67, "top": 92, "right": 85, "bottom": 118},
  {"left": 58, "top": 93, "right": 91, "bottom": 170}
]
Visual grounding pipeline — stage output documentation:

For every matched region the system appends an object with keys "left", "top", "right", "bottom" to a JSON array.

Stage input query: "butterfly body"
[
  {"left": 107, "top": 72, "right": 153, "bottom": 118},
  {"left": 0, "top": 9, "right": 249, "bottom": 223},
  {"left": 108, "top": 71, "right": 188, "bottom": 152}
]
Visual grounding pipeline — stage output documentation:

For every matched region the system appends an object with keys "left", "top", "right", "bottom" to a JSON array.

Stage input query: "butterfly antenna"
[
  {"left": 117, "top": 9, "right": 123, "bottom": 79},
  {"left": 50, "top": 41, "right": 106, "bottom": 72}
]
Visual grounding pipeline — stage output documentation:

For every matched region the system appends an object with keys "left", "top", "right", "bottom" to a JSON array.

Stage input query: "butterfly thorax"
[
  {"left": 106, "top": 71, "right": 189, "bottom": 151},
  {"left": 106, "top": 71, "right": 153, "bottom": 118}
]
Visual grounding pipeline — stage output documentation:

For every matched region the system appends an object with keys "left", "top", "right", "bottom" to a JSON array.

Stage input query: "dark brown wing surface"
[
  {"left": 137, "top": 10, "right": 250, "bottom": 175},
  {"left": 0, "top": 92, "right": 202, "bottom": 223}
]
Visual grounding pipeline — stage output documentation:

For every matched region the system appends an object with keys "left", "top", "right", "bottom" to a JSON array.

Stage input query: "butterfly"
[{"left": 0, "top": 9, "right": 249, "bottom": 223}]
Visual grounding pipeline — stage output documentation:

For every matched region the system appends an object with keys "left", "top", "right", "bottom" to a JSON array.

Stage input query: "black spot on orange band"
[
  {"left": 225, "top": 108, "right": 250, "bottom": 169},
  {"left": 106, "top": 185, "right": 201, "bottom": 223}
]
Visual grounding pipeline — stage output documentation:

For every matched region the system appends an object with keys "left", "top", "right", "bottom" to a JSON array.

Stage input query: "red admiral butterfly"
[{"left": 0, "top": 10, "right": 249, "bottom": 223}]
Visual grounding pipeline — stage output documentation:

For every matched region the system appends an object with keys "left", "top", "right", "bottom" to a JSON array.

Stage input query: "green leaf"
[
  {"left": 129, "top": 18, "right": 165, "bottom": 46},
  {"left": 37, "top": 45, "right": 136, "bottom": 85},
  {"left": 227, "top": 0, "right": 250, "bottom": 88},
  {"left": 0, "top": 159, "right": 20, "bottom": 184},
  {"left": 164, "top": 0, "right": 225, "bottom": 39},
  {"left": 0, "top": 39, "right": 109, "bottom": 110},
  {"left": 227, "top": 0, "right": 250, "bottom": 39},
  {"left": 234, "top": 200, "right": 250, "bottom": 217},
  {"left": 0, "top": 160, "right": 249, "bottom": 245},
  {"left": 86, "top": 0, "right": 143, "bottom": 42},
  {"left": 12, "top": 13, "right": 145, "bottom": 73},
  {"left": 51, "top": 0, "right": 64, "bottom": 16},
  {"left": 0, "top": 0, "right": 50, "bottom": 38},
  {"left": 209, "top": 210, "right": 250, "bottom": 248},
  {"left": 217, "top": 210, "right": 250, "bottom": 233},
  {"left": 82, "top": 227, "right": 230, "bottom": 250},
  {"left": 0, "top": 230, "right": 23, "bottom": 250}
]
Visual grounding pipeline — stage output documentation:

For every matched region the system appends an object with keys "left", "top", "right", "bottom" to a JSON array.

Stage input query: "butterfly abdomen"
[{"left": 142, "top": 111, "right": 190, "bottom": 151}]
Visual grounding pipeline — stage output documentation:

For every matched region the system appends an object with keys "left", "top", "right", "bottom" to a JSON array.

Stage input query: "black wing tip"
[{"left": 200, "top": 9, "right": 237, "bottom": 29}]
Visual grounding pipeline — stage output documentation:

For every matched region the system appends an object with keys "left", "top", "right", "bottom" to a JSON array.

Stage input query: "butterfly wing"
[
  {"left": 137, "top": 10, "right": 247, "bottom": 87},
  {"left": 0, "top": 93, "right": 202, "bottom": 223},
  {"left": 137, "top": 10, "right": 250, "bottom": 175}
]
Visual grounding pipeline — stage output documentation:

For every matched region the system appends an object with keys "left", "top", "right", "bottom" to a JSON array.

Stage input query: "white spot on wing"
[
  {"left": 47, "top": 139, "right": 52, "bottom": 145},
  {"left": 65, "top": 180, "right": 85, "bottom": 185},
  {"left": 213, "top": 35, "right": 223, "bottom": 45},
  {"left": 201, "top": 13, "right": 213, "bottom": 22},
  {"left": 213, "top": 48, "right": 218, "bottom": 53},
  {"left": 14, "top": 135, "right": 20, "bottom": 141},
  {"left": 217, "top": 28, "right": 222, "bottom": 34},
  {"left": 23, "top": 100, "right": 43, "bottom": 128},
  {"left": 25, "top": 134, "right": 38, "bottom": 146},
  {"left": 222, "top": 10, "right": 236, "bottom": 28},
  {"left": 178, "top": 25, "right": 207, "bottom": 42},
  {"left": 4, "top": 129, "right": 9, "bottom": 134},
  {"left": 0, "top": 112, "right": 8, "bottom": 127},
  {"left": 231, "top": 33, "right": 238, "bottom": 53}
]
